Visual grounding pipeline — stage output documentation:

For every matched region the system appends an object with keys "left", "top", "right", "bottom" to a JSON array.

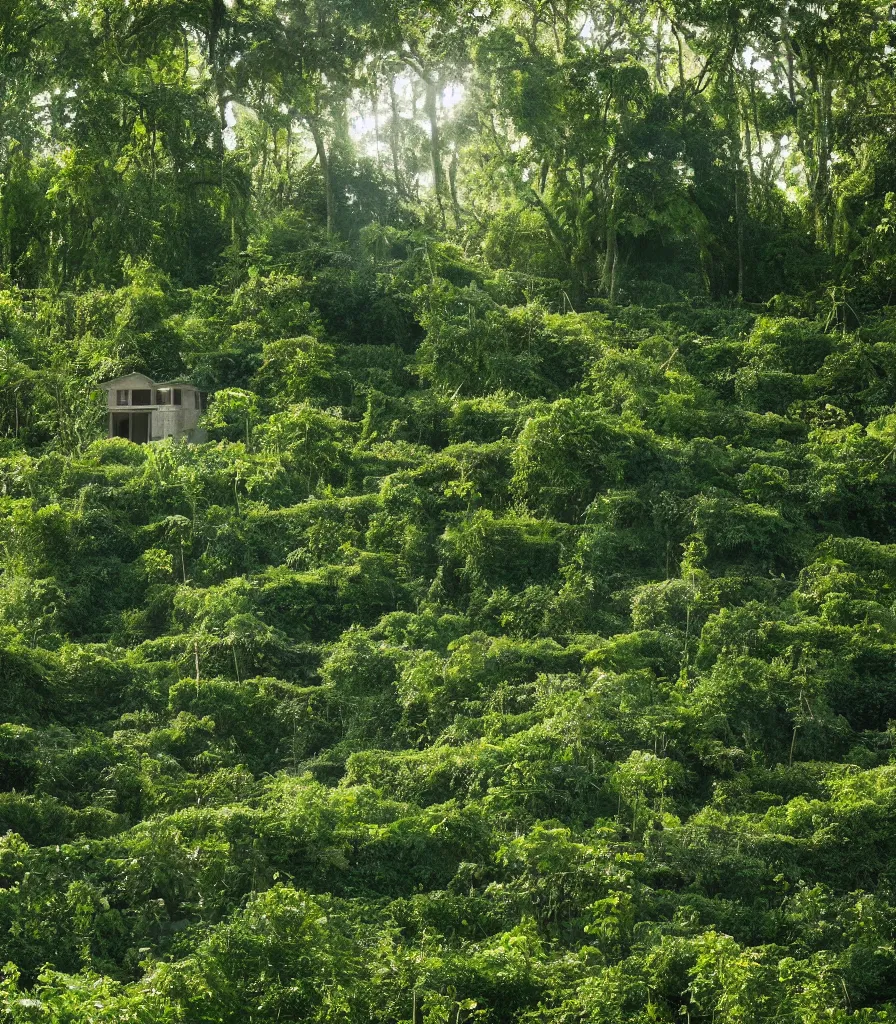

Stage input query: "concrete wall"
[
  {"left": 101, "top": 377, "right": 206, "bottom": 443},
  {"left": 150, "top": 403, "right": 205, "bottom": 442},
  {"left": 103, "top": 373, "right": 154, "bottom": 409}
]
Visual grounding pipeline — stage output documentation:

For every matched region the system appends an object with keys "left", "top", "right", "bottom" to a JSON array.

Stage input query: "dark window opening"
[
  {"left": 173, "top": 389, "right": 182, "bottom": 406},
  {"left": 156, "top": 389, "right": 171, "bottom": 405},
  {"left": 131, "top": 389, "right": 151, "bottom": 405},
  {"left": 117, "top": 390, "right": 129, "bottom": 406},
  {"left": 130, "top": 412, "right": 150, "bottom": 444}
]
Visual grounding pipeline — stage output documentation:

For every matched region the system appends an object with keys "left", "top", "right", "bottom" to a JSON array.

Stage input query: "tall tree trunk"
[
  {"left": 373, "top": 87, "right": 382, "bottom": 167},
  {"left": 448, "top": 146, "right": 463, "bottom": 229},
  {"left": 741, "top": 89, "right": 755, "bottom": 202},
  {"left": 811, "top": 76, "right": 833, "bottom": 249},
  {"left": 309, "top": 122, "right": 335, "bottom": 235},
  {"left": 748, "top": 71, "right": 764, "bottom": 187},
  {"left": 601, "top": 178, "right": 619, "bottom": 303},
  {"left": 259, "top": 116, "right": 270, "bottom": 202},
  {"left": 207, "top": 0, "right": 228, "bottom": 160},
  {"left": 727, "top": 69, "right": 746, "bottom": 300},
  {"left": 388, "top": 75, "right": 403, "bottom": 193},
  {"left": 734, "top": 164, "right": 745, "bottom": 301},
  {"left": 602, "top": 218, "right": 618, "bottom": 306},
  {"left": 283, "top": 124, "right": 292, "bottom": 207},
  {"left": 423, "top": 74, "right": 447, "bottom": 229},
  {"left": 654, "top": 11, "right": 665, "bottom": 88}
]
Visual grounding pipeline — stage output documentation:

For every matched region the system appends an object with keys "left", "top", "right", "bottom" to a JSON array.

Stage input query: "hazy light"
[
  {"left": 224, "top": 101, "right": 237, "bottom": 150},
  {"left": 442, "top": 83, "right": 465, "bottom": 110},
  {"left": 350, "top": 112, "right": 379, "bottom": 141}
]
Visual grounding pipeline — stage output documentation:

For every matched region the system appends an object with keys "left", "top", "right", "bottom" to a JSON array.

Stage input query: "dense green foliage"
[{"left": 4, "top": 0, "right": 896, "bottom": 1021}]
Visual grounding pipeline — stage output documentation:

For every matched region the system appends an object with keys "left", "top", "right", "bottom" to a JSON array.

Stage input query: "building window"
[
  {"left": 173, "top": 389, "right": 182, "bottom": 406},
  {"left": 131, "top": 388, "right": 151, "bottom": 405},
  {"left": 117, "top": 390, "right": 129, "bottom": 406},
  {"left": 156, "top": 389, "right": 171, "bottom": 405},
  {"left": 194, "top": 391, "right": 201, "bottom": 409}
]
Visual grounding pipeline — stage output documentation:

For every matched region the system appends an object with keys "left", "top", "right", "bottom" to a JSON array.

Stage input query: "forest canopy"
[{"left": 3, "top": 0, "right": 896, "bottom": 1021}]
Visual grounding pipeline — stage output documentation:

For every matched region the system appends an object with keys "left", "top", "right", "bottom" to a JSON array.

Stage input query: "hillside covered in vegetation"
[{"left": 4, "top": 1, "right": 896, "bottom": 1021}]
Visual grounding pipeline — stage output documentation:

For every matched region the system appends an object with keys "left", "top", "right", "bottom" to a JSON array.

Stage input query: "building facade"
[{"left": 99, "top": 374, "right": 208, "bottom": 443}]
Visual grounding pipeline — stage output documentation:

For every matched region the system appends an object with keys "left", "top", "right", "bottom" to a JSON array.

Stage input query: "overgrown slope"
[{"left": 3, "top": 252, "right": 896, "bottom": 1021}]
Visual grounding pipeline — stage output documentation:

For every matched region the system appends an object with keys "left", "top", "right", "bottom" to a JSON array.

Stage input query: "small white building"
[{"left": 99, "top": 374, "right": 208, "bottom": 443}]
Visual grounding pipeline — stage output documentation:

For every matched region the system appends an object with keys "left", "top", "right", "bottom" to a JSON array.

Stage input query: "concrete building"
[{"left": 99, "top": 373, "right": 208, "bottom": 443}]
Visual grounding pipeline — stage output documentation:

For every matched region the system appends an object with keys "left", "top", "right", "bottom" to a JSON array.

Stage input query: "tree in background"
[{"left": 0, "top": 0, "right": 892, "bottom": 301}]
